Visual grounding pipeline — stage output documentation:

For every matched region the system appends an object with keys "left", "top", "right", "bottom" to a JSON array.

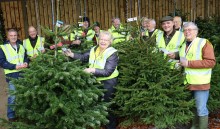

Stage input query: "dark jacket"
[
  {"left": 0, "top": 43, "right": 29, "bottom": 82},
  {"left": 73, "top": 46, "right": 119, "bottom": 102}
]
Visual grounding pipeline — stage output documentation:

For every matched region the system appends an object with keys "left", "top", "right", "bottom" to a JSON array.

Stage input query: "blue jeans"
[
  {"left": 193, "top": 90, "right": 209, "bottom": 116},
  {"left": 8, "top": 81, "right": 15, "bottom": 119}
]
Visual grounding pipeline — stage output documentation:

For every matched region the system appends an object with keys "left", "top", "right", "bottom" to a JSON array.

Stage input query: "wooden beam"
[{"left": 21, "top": 0, "right": 28, "bottom": 38}]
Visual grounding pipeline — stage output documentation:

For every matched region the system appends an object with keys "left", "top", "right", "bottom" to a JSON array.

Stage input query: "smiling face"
[
  {"left": 8, "top": 30, "right": 18, "bottom": 44},
  {"left": 113, "top": 19, "right": 120, "bottom": 29},
  {"left": 183, "top": 26, "right": 198, "bottom": 41},
  {"left": 173, "top": 16, "right": 182, "bottom": 29},
  {"left": 28, "top": 26, "right": 37, "bottom": 39},
  {"left": 83, "top": 21, "right": 89, "bottom": 29},
  {"left": 94, "top": 26, "right": 100, "bottom": 34},
  {"left": 98, "top": 31, "right": 113, "bottom": 50},
  {"left": 146, "top": 20, "right": 156, "bottom": 31},
  {"left": 161, "top": 20, "right": 174, "bottom": 34}
]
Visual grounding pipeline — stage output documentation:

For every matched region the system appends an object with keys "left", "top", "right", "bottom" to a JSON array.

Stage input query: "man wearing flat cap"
[
  {"left": 156, "top": 16, "right": 185, "bottom": 69},
  {"left": 70, "top": 17, "right": 95, "bottom": 45}
]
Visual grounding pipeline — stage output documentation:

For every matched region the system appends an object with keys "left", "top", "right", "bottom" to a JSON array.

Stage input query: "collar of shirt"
[{"left": 163, "top": 29, "right": 176, "bottom": 38}]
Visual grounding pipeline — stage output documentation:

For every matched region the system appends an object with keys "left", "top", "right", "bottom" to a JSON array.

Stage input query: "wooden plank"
[
  {"left": 87, "top": 0, "right": 92, "bottom": 23},
  {"left": 158, "top": 0, "right": 162, "bottom": 22},
  {"left": 13, "top": 1, "right": 22, "bottom": 39},
  {"left": 111, "top": 0, "right": 115, "bottom": 18},
  {"left": 5, "top": 2, "right": 11, "bottom": 28},
  {"left": 9, "top": 1, "right": 16, "bottom": 28},
  {"left": 67, "top": 0, "right": 73, "bottom": 24},
  {"left": 96, "top": 0, "right": 101, "bottom": 24},
  {"left": 26, "top": 0, "right": 32, "bottom": 27},
  {"left": 103, "top": 0, "right": 108, "bottom": 28},
  {"left": 121, "top": 0, "right": 126, "bottom": 23},
  {"left": 1, "top": 2, "right": 8, "bottom": 35},
  {"left": 30, "top": 0, "right": 36, "bottom": 26},
  {"left": 115, "top": 0, "right": 119, "bottom": 18},
  {"left": 38, "top": 0, "right": 44, "bottom": 26},
  {"left": 43, "top": 0, "right": 49, "bottom": 27},
  {"left": 213, "top": 0, "right": 216, "bottom": 16},
  {"left": 108, "top": 0, "right": 112, "bottom": 27},
  {"left": 140, "top": 0, "right": 145, "bottom": 17},
  {"left": 148, "top": 0, "right": 152, "bottom": 18},
  {"left": 100, "top": 0, "right": 106, "bottom": 29},
  {"left": 63, "top": 0, "right": 68, "bottom": 23},
  {"left": 134, "top": 0, "right": 138, "bottom": 17},
  {"left": 46, "top": 0, "right": 52, "bottom": 29},
  {"left": 70, "top": 0, "right": 77, "bottom": 24},
  {"left": 18, "top": 0, "right": 25, "bottom": 39}
]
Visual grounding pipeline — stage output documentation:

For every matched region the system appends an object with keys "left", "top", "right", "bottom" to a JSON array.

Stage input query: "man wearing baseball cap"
[{"left": 156, "top": 16, "right": 185, "bottom": 69}]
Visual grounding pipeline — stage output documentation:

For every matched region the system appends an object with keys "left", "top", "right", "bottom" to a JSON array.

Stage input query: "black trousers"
[{"left": 102, "top": 77, "right": 118, "bottom": 129}]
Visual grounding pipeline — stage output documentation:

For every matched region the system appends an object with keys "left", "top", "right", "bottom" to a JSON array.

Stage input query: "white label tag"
[{"left": 56, "top": 20, "right": 63, "bottom": 27}]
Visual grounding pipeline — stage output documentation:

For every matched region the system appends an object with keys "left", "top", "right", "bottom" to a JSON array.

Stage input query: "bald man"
[
  {"left": 23, "top": 26, "right": 45, "bottom": 58},
  {"left": 173, "top": 16, "right": 183, "bottom": 31}
]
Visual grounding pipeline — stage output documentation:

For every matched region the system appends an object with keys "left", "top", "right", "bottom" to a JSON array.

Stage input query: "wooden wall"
[{"left": 0, "top": 0, "right": 220, "bottom": 40}]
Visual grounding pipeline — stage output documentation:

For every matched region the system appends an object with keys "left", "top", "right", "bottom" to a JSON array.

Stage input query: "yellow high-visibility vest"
[
  {"left": 70, "top": 29, "right": 95, "bottom": 41},
  {"left": 89, "top": 46, "right": 119, "bottom": 81},
  {"left": 23, "top": 37, "right": 45, "bottom": 57},
  {"left": 156, "top": 31, "right": 185, "bottom": 52},
  {"left": 156, "top": 31, "right": 185, "bottom": 69},
  {"left": 0, "top": 44, "right": 25, "bottom": 74},
  {"left": 179, "top": 37, "right": 212, "bottom": 85},
  {"left": 108, "top": 25, "right": 126, "bottom": 44}
]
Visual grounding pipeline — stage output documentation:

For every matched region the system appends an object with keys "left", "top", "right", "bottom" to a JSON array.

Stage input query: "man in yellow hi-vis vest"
[
  {"left": 23, "top": 26, "right": 45, "bottom": 59},
  {"left": 169, "top": 22, "right": 216, "bottom": 129},
  {"left": 64, "top": 31, "right": 119, "bottom": 129},
  {"left": 157, "top": 16, "right": 185, "bottom": 69},
  {"left": 108, "top": 17, "right": 127, "bottom": 44},
  {"left": 141, "top": 18, "right": 161, "bottom": 41},
  {"left": 0, "top": 29, "right": 29, "bottom": 121}
]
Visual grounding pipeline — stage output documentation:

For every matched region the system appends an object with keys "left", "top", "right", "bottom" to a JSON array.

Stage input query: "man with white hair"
[
  {"left": 169, "top": 22, "right": 216, "bottom": 129},
  {"left": 108, "top": 17, "right": 126, "bottom": 44},
  {"left": 173, "top": 16, "right": 183, "bottom": 31},
  {"left": 142, "top": 18, "right": 161, "bottom": 40}
]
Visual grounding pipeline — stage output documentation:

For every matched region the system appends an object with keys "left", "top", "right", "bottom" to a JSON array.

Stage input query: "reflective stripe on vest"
[
  {"left": 89, "top": 47, "right": 119, "bottom": 81},
  {"left": 1, "top": 44, "right": 25, "bottom": 74},
  {"left": 70, "top": 29, "right": 95, "bottom": 41},
  {"left": 23, "top": 37, "right": 44, "bottom": 57},
  {"left": 179, "top": 37, "right": 212, "bottom": 84}
]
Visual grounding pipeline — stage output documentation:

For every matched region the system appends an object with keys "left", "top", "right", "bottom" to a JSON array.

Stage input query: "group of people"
[{"left": 0, "top": 15, "right": 216, "bottom": 129}]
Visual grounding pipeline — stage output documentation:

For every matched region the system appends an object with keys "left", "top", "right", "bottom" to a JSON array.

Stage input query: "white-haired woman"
[
  {"left": 168, "top": 22, "right": 216, "bottom": 129},
  {"left": 64, "top": 31, "right": 119, "bottom": 129}
]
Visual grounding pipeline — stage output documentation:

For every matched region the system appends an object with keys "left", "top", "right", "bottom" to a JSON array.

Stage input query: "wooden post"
[
  {"left": 34, "top": 0, "right": 41, "bottom": 35},
  {"left": 0, "top": 67, "right": 8, "bottom": 129},
  {"left": 21, "top": 0, "right": 28, "bottom": 38}
]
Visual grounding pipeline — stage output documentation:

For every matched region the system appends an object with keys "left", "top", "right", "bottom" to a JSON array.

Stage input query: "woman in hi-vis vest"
[{"left": 64, "top": 31, "right": 119, "bottom": 129}]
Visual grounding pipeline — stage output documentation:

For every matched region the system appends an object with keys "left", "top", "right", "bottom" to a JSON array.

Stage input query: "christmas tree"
[
  {"left": 113, "top": 24, "right": 194, "bottom": 128},
  {"left": 0, "top": 1, "right": 109, "bottom": 128},
  {"left": 8, "top": 52, "right": 109, "bottom": 129}
]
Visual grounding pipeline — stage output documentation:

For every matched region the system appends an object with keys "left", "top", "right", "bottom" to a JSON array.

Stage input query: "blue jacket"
[{"left": 0, "top": 43, "right": 29, "bottom": 82}]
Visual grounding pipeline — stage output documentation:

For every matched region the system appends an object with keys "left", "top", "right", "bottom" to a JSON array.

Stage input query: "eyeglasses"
[
  {"left": 183, "top": 29, "right": 197, "bottom": 32},
  {"left": 99, "top": 38, "right": 111, "bottom": 42}
]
